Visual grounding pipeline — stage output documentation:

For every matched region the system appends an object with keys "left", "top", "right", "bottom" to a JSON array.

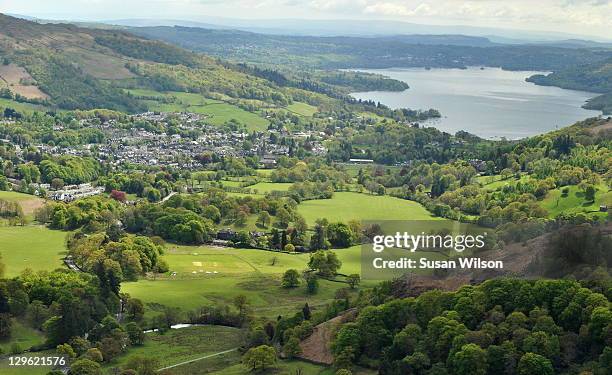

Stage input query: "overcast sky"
[{"left": 3, "top": 0, "right": 612, "bottom": 39}]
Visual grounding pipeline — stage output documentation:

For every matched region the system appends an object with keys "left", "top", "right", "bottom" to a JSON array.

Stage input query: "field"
[
  {"left": 541, "top": 184, "right": 612, "bottom": 218},
  {"left": 298, "top": 192, "right": 439, "bottom": 225},
  {"left": 0, "top": 319, "right": 45, "bottom": 353},
  {"left": 0, "top": 97, "right": 49, "bottom": 114},
  {"left": 248, "top": 182, "right": 294, "bottom": 194},
  {"left": 0, "top": 226, "right": 67, "bottom": 277},
  {"left": 0, "top": 191, "right": 45, "bottom": 218},
  {"left": 121, "top": 245, "right": 359, "bottom": 317},
  {"left": 108, "top": 325, "right": 244, "bottom": 372},
  {"left": 127, "top": 90, "right": 270, "bottom": 131},
  {"left": 286, "top": 102, "right": 318, "bottom": 117}
]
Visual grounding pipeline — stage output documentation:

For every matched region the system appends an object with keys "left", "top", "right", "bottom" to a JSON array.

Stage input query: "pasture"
[
  {"left": 0, "top": 226, "right": 67, "bottom": 277},
  {"left": 298, "top": 192, "right": 438, "bottom": 225},
  {"left": 108, "top": 325, "right": 244, "bottom": 371},
  {"left": 286, "top": 102, "right": 318, "bottom": 117},
  {"left": 0, "top": 191, "right": 45, "bottom": 218},
  {"left": 128, "top": 90, "right": 270, "bottom": 131},
  {"left": 541, "top": 184, "right": 611, "bottom": 218},
  {"left": 248, "top": 182, "right": 294, "bottom": 194},
  {"left": 121, "top": 245, "right": 358, "bottom": 317}
]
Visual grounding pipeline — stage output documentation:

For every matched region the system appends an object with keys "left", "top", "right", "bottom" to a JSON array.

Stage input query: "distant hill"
[
  {"left": 0, "top": 13, "right": 330, "bottom": 113},
  {"left": 527, "top": 57, "right": 612, "bottom": 114},
  {"left": 129, "top": 25, "right": 612, "bottom": 71}
]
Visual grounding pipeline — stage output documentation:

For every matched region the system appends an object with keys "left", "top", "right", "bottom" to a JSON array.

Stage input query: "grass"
[
  {"left": 0, "top": 191, "right": 45, "bottom": 219},
  {"left": 108, "top": 325, "right": 244, "bottom": 371},
  {"left": 298, "top": 192, "right": 439, "bottom": 225},
  {"left": 121, "top": 245, "right": 357, "bottom": 317},
  {"left": 127, "top": 90, "right": 270, "bottom": 131},
  {"left": 248, "top": 182, "right": 293, "bottom": 194},
  {"left": 541, "top": 184, "right": 611, "bottom": 219},
  {"left": 286, "top": 102, "right": 318, "bottom": 117},
  {"left": 0, "top": 319, "right": 45, "bottom": 353},
  {"left": 0, "top": 97, "right": 49, "bottom": 114},
  {"left": 0, "top": 226, "right": 67, "bottom": 278},
  {"left": 210, "top": 359, "right": 330, "bottom": 375}
]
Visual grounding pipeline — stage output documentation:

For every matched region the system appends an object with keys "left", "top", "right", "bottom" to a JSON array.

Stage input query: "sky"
[{"left": 2, "top": 0, "right": 612, "bottom": 39}]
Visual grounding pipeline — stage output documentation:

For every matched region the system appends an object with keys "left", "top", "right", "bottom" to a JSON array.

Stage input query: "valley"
[{"left": 0, "top": 10, "right": 609, "bottom": 375}]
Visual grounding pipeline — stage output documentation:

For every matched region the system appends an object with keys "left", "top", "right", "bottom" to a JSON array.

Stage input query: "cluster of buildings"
[{"left": 40, "top": 112, "right": 327, "bottom": 170}]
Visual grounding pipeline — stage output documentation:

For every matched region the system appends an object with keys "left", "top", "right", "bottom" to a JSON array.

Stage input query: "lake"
[{"left": 350, "top": 67, "right": 602, "bottom": 139}]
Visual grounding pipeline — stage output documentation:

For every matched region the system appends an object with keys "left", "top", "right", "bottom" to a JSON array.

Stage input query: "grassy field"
[
  {"left": 0, "top": 97, "right": 49, "bottom": 114},
  {"left": 0, "top": 226, "right": 67, "bottom": 277},
  {"left": 108, "top": 325, "right": 244, "bottom": 372},
  {"left": 0, "top": 191, "right": 45, "bottom": 219},
  {"left": 248, "top": 182, "right": 294, "bottom": 194},
  {"left": 298, "top": 192, "right": 439, "bottom": 225},
  {"left": 127, "top": 90, "right": 270, "bottom": 131},
  {"left": 541, "top": 184, "right": 611, "bottom": 218},
  {"left": 121, "top": 245, "right": 358, "bottom": 317},
  {"left": 286, "top": 102, "right": 318, "bottom": 117},
  {"left": 0, "top": 319, "right": 45, "bottom": 353}
]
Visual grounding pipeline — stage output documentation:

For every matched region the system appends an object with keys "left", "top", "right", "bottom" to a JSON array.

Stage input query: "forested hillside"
[
  {"left": 528, "top": 58, "right": 612, "bottom": 114},
  {"left": 129, "top": 26, "right": 612, "bottom": 71}
]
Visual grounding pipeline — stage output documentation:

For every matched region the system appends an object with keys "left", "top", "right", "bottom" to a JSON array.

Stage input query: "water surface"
[{"left": 350, "top": 67, "right": 601, "bottom": 139}]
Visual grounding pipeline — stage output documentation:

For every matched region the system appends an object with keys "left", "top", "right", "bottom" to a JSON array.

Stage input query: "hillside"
[
  {"left": 129, "top": 25, "right": 612, "bottom": 71},
  {"left": 527, "top": 58, "right": 612, "bottom": 114},
  {"left": 0, "top": 14, "right": 338, "bottom": 115}
]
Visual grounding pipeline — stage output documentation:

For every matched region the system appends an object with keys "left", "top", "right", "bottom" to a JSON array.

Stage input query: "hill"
[
  {"left": 0, "top": 14, "right": 341, "bottom": 115},
  {"left": 527, "top": 57, "right": 612, "bottom": 114},
  {"left": 129, "top": 25, "right": 612, "bottom": 71}
]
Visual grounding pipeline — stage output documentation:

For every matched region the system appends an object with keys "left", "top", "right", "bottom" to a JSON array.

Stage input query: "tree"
[
  {"left": 242, "top": 345, "right": 277, "bottom": 371},
  {"left": 310, "top": 223, "right": 328, "bottom": 251},
  {"left": 517, "top": 353, "right": 553, "bottom": 375},
  {"left": 327, "top": 223, "right": 353, "bottom": 248},
  {"left": 281, "top": 269, "right": 300, "bottom": 288},
  {"left": 125, "top": 322, "right": 145, "bottom": 345},
  {"left": 84, "top": 348, "right": 103, "bottom": 363},
  {"left": 57, "top": 343, "right": 76, "bottom": 359},
  {"left": 126, "top": 298, "right": 144, "bottom": 321},
  {"left": 584, "top": 184, "right": 596, "bottom": 203},
  {"left": 308, "top": 250, "right": 342, "bottom": 277},
  {"left": 346, "top": 274, "right": 360, "bottom": 289},
  {"left": 69, "top": 359, "right": 102, "bottom": 375},
  {"left": 284, "top": 243, "right": 295, "bottom": 252},
  {"left": 304, "top": 273, "right": 319, "bottom": 295},
  {"left": 450, "top": 344, "right": 487, "bottom": 375},
  {"left": 110, "top": 190, "right": 127, "bottom": 203},
  {"left": 257, "top": 211, "right": 271, "bottom": 228},
  {"left": 123, "top": 355, "right": 158, "bottom": 375},
  {"left": 283, "top": 336, "right": 302, "bottom": 358}
]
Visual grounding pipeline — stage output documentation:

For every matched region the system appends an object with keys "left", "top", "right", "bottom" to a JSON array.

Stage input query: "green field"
[
  {"left": 286, "top": 102, "right": 318, "bottom": 117},
  {"left": 0, "top": 97, "right": 50, "bottom": 114},
  {"left": 541, "top": 184, "right": 611, "bottom": 218},
  {"left": 298, "top": 192, "right": 439, "bottom": 225},
  {"left": 108, "top": 325, "right": 244, "bottom": 372},
  {"left": 0, "top": 191, "right": 45, "bottom": 219},
  {"left": 0, "top": 319, "right": 45, "bottom": 353},
  {"left": 121, "top": 245, "right": 358, "bottom": 317},
  {"left": 0, "top": 226, "right": 67, "bottom": 277},
  {"left": 127, "top": 90, "right": 270, "bottom": 131},
  {"left": 248, "top": 182, "right": 294, "bottom": 194}
]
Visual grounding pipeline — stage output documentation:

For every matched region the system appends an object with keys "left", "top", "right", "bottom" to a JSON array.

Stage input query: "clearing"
[
  {"left": 298, "top": 192, "right": 438, "bottom": 225},
  {"left": 0, "top": 226, "right": 67, "bottom": 277}
]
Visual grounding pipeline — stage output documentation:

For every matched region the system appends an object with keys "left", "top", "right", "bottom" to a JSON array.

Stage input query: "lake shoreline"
[{"left": 348, "top": 67, "right": 602, "bottom": 140}]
